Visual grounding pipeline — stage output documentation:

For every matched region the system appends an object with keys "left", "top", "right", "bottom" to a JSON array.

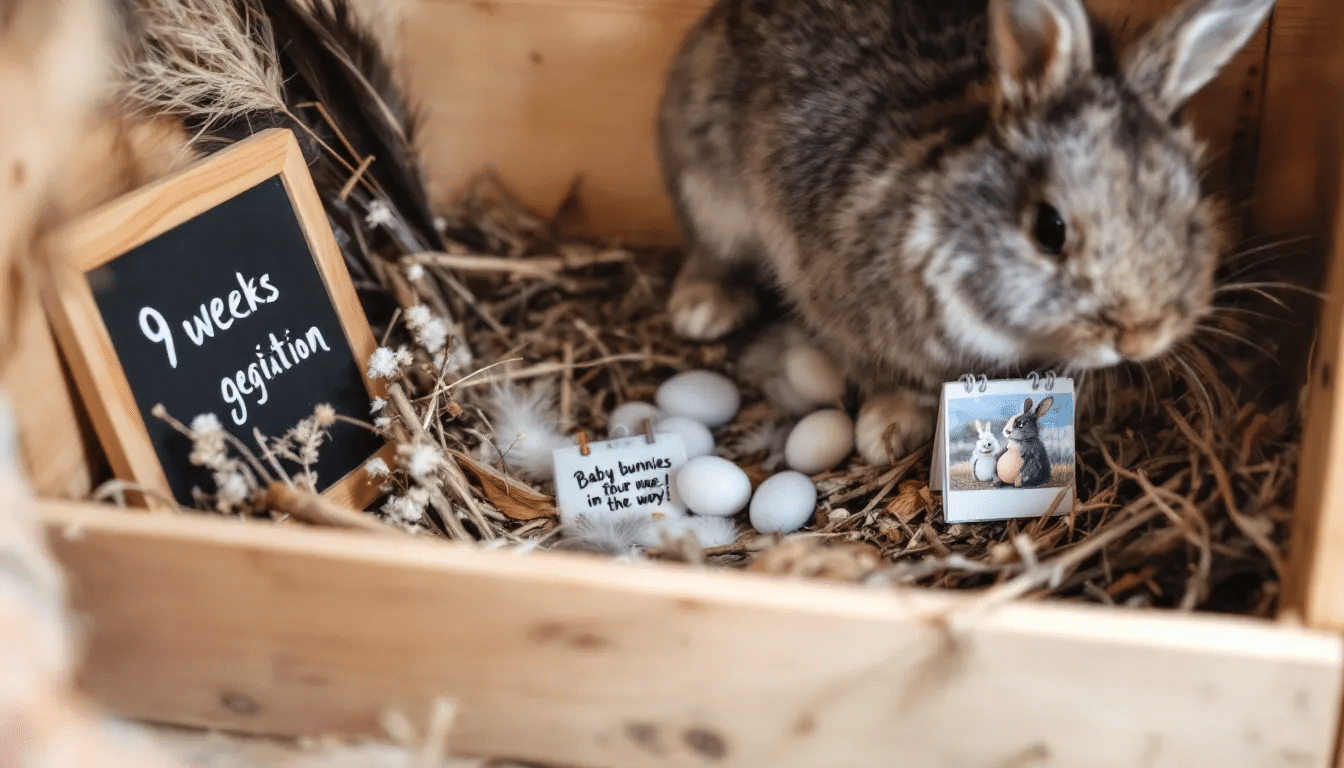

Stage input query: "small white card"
[
  {"left": 552, "top": 433, "right": 689, "bottom": 523},
  {"left": 931, "top": 376, "right": 1076, "bottom": 524}
]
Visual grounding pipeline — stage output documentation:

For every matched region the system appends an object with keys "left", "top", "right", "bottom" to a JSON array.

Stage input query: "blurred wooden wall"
[{"left": 385, "top": 0, "right": 1273, "bottom": 245}]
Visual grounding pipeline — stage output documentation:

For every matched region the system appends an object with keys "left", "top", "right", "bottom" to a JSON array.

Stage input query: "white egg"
[
  {"left": 749, "top": 471, "right": 818, "bottom": 535},
  {"left": 783, "top": 343, "right": 847, "bottom": 405},
  {"left": 656, "top": 370, "right": 741, "bottom": 427},
  {"left": 607, "top": 401, "right": 662, "bottom": 438},
  {"left": 675, "top": 455, "right": 753, "bottom": 517},
  {"left": 785, "top": 408, "right": 855, "bottom": 475},
  {"left": 655, "top": 415, "right": 715, "bottom": 457}
]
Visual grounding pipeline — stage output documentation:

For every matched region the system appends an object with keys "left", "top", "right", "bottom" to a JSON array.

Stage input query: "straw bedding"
[{"left": 107, "top": 0, "right": 1318, "bottom": 619}]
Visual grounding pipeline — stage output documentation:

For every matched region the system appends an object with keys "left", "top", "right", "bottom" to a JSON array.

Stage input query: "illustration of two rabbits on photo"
[{"left": 949, "top": 394, "right": 1075, "bottom": 491}]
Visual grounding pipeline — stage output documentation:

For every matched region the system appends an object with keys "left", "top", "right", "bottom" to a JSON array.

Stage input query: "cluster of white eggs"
[{"left": 608, "top": 344, "right": 855, "bottom": 536}]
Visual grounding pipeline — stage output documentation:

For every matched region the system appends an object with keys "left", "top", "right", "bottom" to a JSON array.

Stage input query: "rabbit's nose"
[{"left": 1117, "top": 322, "right": 1168, "bottom": 360}]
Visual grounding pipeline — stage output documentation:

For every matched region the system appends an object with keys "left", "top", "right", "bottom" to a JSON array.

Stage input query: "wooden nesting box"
[{"left": 22, "top": 0, "right": 1344, "bottom": 766}]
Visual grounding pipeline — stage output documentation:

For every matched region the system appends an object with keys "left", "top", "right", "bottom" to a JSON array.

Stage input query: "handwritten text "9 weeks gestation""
[{"left": 136, "top": 271, "right": 332, "bottom": 426}]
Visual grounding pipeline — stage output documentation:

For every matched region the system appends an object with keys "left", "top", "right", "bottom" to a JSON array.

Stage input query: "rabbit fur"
[{"left": 657, "top": 0, "right": 1276, "bottom": 465}]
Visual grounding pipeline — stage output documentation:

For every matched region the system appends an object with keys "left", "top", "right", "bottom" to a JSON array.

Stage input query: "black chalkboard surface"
[
  {"left": 46, "top": 129, "right": 388, "bottom": 510},
  {"left": 89, "top": 175, "right": 382, "bottom": 503}
]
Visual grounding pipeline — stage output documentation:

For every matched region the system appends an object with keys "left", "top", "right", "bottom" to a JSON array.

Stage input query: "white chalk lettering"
[
  {"left": 218, "top": 325, "right": 332, "bottom": 426},
  {"left": 259, "top": 274, "right": 280, "bottom": 302},
  {"left": 305, "top": 326, "right": 330, "bottom": 353},
  {"left": 138, "top": 306, "right": 177, "bottom": 368},
  {"left": 222, "top": 376, "right": 246, "bottom": 425},
  {"left": 131, "top": 273, "right": 336, "bottom": 428},
  {"left": 182, "top": 305, "right": 216, "bottom": 345},
  {"left": 210, "top": 297, "right": 233, "bottom": 331},
  {"left": 227, "top": 289, "right": 248, "bottom": 320}
]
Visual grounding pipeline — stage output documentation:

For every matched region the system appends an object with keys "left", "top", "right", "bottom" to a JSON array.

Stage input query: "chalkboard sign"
[{"left": 45, "top": 129, "right": 390, "bottom": 510}]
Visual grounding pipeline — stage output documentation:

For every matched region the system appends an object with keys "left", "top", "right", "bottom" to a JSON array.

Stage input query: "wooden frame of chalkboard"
[{"left": 43, "top": 128, "right": 392, "bottom": 512}]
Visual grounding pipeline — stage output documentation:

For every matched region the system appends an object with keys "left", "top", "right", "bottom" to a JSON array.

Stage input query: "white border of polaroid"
[{"left": 932, "top": 374, "right": 1076, "bottom": 524}]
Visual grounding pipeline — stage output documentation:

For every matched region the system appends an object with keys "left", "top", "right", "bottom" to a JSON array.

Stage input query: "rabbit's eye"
[{"left": 1033, "top": 203, "right": 1067, "bottom": 255}]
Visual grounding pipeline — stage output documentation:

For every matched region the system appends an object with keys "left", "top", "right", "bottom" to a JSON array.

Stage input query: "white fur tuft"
[
  {"left": 480, "top": 380, "right": 571, "bottom": 483},
  {"left": 639, "top": 513, "right": 741, "bottom": 549},
  {"left": 558, "top": 511, "right": 652, "bottom": 556}
]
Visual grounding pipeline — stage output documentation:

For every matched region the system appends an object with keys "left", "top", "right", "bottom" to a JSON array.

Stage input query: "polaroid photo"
[{"left": 932, "top": 376, "right": 1076, "bottom": 524}]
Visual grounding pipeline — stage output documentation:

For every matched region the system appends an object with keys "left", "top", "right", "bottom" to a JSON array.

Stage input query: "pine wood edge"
[
  {"left": 38, "top": 498, "right": 1343, "bottom": 659},
  {"left": 1286, "top": 163, "right": 1344, "bottom": 632},
  {"left": 38, "top": 498, "right": 1344, "bottom": 767},
  {"left": 40, "top": 128, "right": 388, "bottom": 512},
  {"left": 272, "top": 132, "right": 389, "bottom": 510}
]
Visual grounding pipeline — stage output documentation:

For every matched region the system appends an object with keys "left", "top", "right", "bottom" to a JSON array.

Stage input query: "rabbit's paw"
[
  {"left": 856, "top": 391, "right": 935, "bottom": 466},
  {"left": 669, "top": 279, "right": 757, "bottom": 341}
]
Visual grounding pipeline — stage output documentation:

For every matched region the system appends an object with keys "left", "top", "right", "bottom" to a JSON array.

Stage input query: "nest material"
[
  {"left": 110, "top": 0, "right": 1316, "bottom": 618},
  {"left": 379, "top": 180, "right": 1306, "bottom": 617}
]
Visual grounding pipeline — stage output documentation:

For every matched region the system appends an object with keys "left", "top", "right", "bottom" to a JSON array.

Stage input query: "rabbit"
[
  {"left": 998, "top": 396, "right": 1053, "bottom": 487},
  {"left": 656, "top": 0, "right": 1276, "bottom": 466},
  {"left": 970, "top": 419, "right": 1002, "bottom": 482}
]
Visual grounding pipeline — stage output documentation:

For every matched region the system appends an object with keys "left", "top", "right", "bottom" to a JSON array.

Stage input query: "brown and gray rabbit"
[
  {"left": 997, "top": 396, "right": 1053, "bottom": 487},
  {"left": 657, "top": 0, "right": 1275, "bottom": 465}
]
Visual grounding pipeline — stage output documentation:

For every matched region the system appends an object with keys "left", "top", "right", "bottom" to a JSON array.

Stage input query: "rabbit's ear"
[
  {"left": 988, "top": 0, "right": 1093, "bottom": 109},
  {"left": 974, "top": 419, "right": 983, "bottom": 433},
  {"left": 1035, "top": 397, "right": 1055, "bottom": 418},
  {"left": 1022, "top": 397, "right": 1034, "bottom": 413},
  {"left": 1124, "top": 0, "right": 1275, "bottom": 117}
]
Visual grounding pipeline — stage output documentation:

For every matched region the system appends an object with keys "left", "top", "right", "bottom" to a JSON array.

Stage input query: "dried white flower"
[
  {"left": 406, "top": 263, "right": 426, "bottom": 281},
  {"left": 364, "top": 457, "right": 390, "bottom": 478},
  {"left": 433, "top": 216, "right": 448, "bottom": 233},
  {"left": 374, "top": 416, "right": 392, "bottom": 429},
  {"left": 382, "top": 493, "right": 424, "bottom": 524},
  {"left": 368, "top": 345, "right": 414, "bottom": 380},
  {"left": 313, "top": 404, "right": 336, "bottom": 427},
  {"left": 188, "top": 413, "right": 228, "bottom": 469},
  {"left": 191, "top": 413, "right": 223, "bottom": 435},
  {"left": 403, "top": 304, "right": 448, "bottom": 355},
  {"left": 216, "top": 472, "right": 250, "bottom": 510},
  {"left": 367, "top": 347, "right": 400, "bottom": 379},
  {"left": 404, "top": 304, "right": 433, "bottom": 329},
  {"left": 416, "top": 317, "right": 449, "bottom": 355},
  {"left": 403, "top": 443, "right": 443, "bottom": 480},
  {"left": 370, "top": 397, "right": 387, "bottom": 414},
  {"left": 364, "top": 198, "right": 395, "bottom": 229}
]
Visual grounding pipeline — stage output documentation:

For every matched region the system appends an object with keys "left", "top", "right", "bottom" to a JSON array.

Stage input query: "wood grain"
[
  {"left": 398, "top": 0, "right": 1268, "bottom": 244},
  {"left": 1284, "top": 165, "right": 1344, "bottom": 635},
  {"left": 1261, "top": 0, "right": 1344, "bottom": 638},
  {"left": 42, "top": 129, "right": 387, "bottom": 512},
  {"left": 42, "top": 499, "right": 1344, "bottom": 768},
  {"left": 1255, "top": 0, "right": 1344, "bottom": 237},
  {"left": 274, "top": 130, "right": 390, "bottom": 511},
  {"left": 3, "top": 283, "right": 99, "bottom": 498}
]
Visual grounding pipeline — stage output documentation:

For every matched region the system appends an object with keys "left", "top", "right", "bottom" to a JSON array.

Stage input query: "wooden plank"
[
  {"left": 1254, "top": 0, "right": 1344, "bottom": 237},
  {"left": 1264, "top": 2, "right": 1344, "bottom": 637},
  {"left": 2, "top": 285, "right": 99, "bottom": 498},
  {"left": 399, "top": 0, "right": 1266, "bottom": 244},
  {"left": 42, "top": 500, "right": 1344, "bottom": 768},
  {"left": 401, "top": 0, "right": 704, "bottom": 244},
  {"left": 1284, "top": 161, "right": 1344, "bottom": 634}
]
